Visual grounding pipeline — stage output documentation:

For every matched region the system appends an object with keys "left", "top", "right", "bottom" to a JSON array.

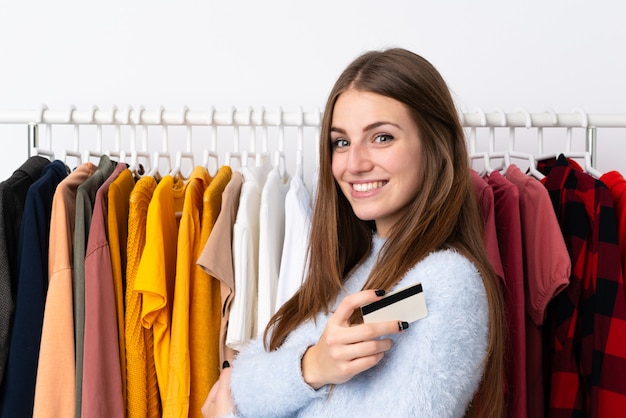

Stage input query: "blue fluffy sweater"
[{"left": 228, "top": 235, "right": 489, "bottom": 417}]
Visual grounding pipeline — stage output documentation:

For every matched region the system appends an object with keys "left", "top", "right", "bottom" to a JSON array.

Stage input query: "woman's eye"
[
  {"left": 374, "top": 133, "right": 394, "bottom": 143},
  {"left": 332, "top": 138, "right": 349, "bottom": 150}
]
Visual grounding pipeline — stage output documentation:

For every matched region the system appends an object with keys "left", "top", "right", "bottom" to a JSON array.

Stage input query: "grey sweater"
[{"left": 229, "top": 235, "right": 489, "bottom": 417}]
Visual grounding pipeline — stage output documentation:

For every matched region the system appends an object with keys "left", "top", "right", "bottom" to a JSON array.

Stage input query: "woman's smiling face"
[{"left": 330, "top": 89, "right": 423, "bottom": 237}]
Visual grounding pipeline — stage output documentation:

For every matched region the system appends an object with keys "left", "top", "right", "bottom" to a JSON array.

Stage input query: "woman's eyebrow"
[
  {"left": 363, "top": 121, "right": 401, "bottom": 132},
  {"left": 330, "top": 121, "right": 400, "bottom": 135}
]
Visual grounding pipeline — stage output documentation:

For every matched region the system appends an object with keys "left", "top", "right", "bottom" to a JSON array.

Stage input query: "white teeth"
[{"left": 353, "top": 181, "right": 385, "bottom": 192}]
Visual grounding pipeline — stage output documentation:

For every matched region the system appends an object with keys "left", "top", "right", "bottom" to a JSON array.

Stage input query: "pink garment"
[
  {"left": 471, "top": 171, "right": 505, "bottom": 281},
  {"left": 82, "top": 162, "right": 127, "bottom": 417},
  {"left": 486, "top": 170, "right": 526, "bottom": 418},
  {"left": 33, "top": 162, "right": 97, "bottom": 418},
  {"left": 505, "top": 164, "right": 570, "bottom": 418}
]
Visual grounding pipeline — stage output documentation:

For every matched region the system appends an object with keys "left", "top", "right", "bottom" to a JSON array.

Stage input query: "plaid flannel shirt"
[{"left": 539, "top": 155, "right": 626, "bottom": 417}]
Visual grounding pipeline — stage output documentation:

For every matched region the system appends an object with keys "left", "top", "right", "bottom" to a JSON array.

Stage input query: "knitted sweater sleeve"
[
  {"left": 228, "top": 249, "right": 489, "bottom": 418},
  {"left": 228, "top": 317, "right": 329, "bottom": 417}
]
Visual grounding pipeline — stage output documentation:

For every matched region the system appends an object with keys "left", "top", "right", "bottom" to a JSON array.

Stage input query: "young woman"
[{"left": 204, "top": 48, "right": 506, "bottom": 418}]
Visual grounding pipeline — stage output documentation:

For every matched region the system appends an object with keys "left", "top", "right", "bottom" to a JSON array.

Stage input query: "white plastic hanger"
[
  {"left": 32, "top": 104, "right": 55, "bottom": 160},
  {"left": 254, "top": 106, "right": 269, "bottom": 166},
  {"left": 83, "top": 105, "right": 106, "bottom": 164},
  {"left": 105, "top": 105, "right": 125, "bottom": 164},
  {"left": 483, "top": 107, "right": 507, "bottom": 175},
  {"left": 168, "top": 106, "right": 195, "bottom": 180},
  {"left": 224, "top": 106, "right": 243, "bottom": 169},
  {"left": 146, "top": 106, "right": 171, "bottom": 178},
  {"left": 535, "top": 108, "right": 602, "bottom": 178},
  {"left": 468, "top": 107, "right": 492, "bottom": 176},
  {"left": 573, "top": 108, "right": 602, "bottom": 179},
  {"left": 502, "top": 108, "right": 545, "bottom": 180},
  {"left": 63, "top": 105, "right": 82, "bottom": 166},
  {"left": 202, "top": 106, "right": 219, "bottom": 176},
  {"left": 130, "top": 106, "right": 153, "bottom": 177},
  {"left": 273, "top": 106, "right": 287, "bottom": 178},
  {"left": 295, "top": 106, "right": 304, "bottom": 180}
]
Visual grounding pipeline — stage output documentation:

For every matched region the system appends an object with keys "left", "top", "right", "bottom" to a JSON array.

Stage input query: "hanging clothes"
[
  {"left": 108, "top": 167, "right": 137, "bottom": 412},
  {"left": 486, "top": 170, "right": 527, "bottom": 418},
  {"left": 228, "top": 160, "right": 271, "bottom": 350},
  {"left": 165, "top": 166, "right": 211, "bottom": 418},
  {"left": 539, "top": 154, "right": 626, "bottom": 417},
  {"left": 191, "top": 165, "right": 232, "bottom": 416},
  {"left": 470, "top": 171, "right": 505, "bottom": 282},
  {"left": 275, "top": 173, "right": 312, "bottom": 312},
  {"left": 73, "top": 155, "right": 116, "bottom": 418},
  {"left": 257, "top": 165, "right": 289, "bottom": 337},
  {"left": 82, "top": 161, "right": 127, "bottom": 417},
  {"left": 0, "top": 155, "right": 50, "bottom": 387},
  {"left": 125, "top": 175, "right": 159, "bottom": 418},
  {"left": 0, "top": 160, "right": 68, "bottom": 418},
  {"left": 197, "top": 171, "right": 244, "bottom": 365},
  {"left": 134, "top": 174, "right": 184, "bottom": 407},
  {"left": 33, "top": 161, "right": 98, "bottom": 418},
  {"left": 600, "top": 170, "right": 626, "bottom": 305},
  {"left": 504, "top": 164, "right": 571, "bottom": 418}
]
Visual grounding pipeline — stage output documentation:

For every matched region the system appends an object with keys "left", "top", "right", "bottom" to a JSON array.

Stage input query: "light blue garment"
[{"left": 229, "top": 235, "right": 489, "bottom": 418}]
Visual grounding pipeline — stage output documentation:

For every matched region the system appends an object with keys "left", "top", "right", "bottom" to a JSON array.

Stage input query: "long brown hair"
[{"left": 265, "top": 48, "right": 506, "bottom": 418}]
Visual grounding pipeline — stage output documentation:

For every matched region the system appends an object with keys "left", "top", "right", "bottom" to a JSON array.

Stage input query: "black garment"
[
  {"left": 0, "top": 160, "right": 68, "bottom": 418},
  {"left": 0, "top": 156, "right": 50, "bottom": 387}
]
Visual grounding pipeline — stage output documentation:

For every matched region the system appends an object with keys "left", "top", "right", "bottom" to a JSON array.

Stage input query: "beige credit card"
[{"left": 360, "top": 282, "right": 428, "bottom": 324}]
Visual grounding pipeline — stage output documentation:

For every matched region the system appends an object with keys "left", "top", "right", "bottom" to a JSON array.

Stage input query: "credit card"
[{"left": 361, "top": 282, "right": 428, "bottom": 324}]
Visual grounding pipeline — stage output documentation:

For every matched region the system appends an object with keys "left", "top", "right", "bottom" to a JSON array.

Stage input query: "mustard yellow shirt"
[
  {"left": 107, "top": 168, "right": 135, "bottom": 410},
  {"left": 135, "top": 174, "right": 184, "bottom": 407},
  {"left": 162, "top": 167, "right": 211, "bottom": 418},
  {"left": 125, "top": 175, "right": 159, "bottom": 418},
  {"left": 190, "top": 165, "right": 232, "bottom": 417}
]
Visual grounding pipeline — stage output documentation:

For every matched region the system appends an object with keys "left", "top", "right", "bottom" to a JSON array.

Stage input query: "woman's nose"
[{"left": 346, "top": 143, "right": 374, "bottom": 173}]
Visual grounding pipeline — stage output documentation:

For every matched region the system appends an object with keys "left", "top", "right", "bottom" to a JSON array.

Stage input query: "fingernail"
[
  {"left": 375, "top": 289, "right": 386, "bottom": 297},
  {"left": 398, "top": 321, "right": 409, "bottom": 331},
  {"left": 222, "top": 360, "right": 230, "bottom": 369}
]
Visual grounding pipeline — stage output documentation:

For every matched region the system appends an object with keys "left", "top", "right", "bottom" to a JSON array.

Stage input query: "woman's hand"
[
  {"left": 202, "top": 363, "right": 235, "bottom": 418},
  {"left": 301, "top": 289, "right": 406, "bottom": 389}
]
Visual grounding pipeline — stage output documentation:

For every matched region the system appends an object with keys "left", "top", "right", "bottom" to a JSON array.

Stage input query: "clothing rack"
[{"left": 3, "top": 105, "right": 626, "bottom": 172}]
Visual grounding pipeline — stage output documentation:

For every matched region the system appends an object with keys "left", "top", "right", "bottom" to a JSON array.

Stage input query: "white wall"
[{"left": 1, "top": 0, "right": 625, "bottom": 180}]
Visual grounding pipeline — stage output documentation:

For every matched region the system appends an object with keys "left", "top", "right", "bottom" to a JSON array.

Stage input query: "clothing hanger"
[
  {"left": 273, "top": 106, "right": 287, "bottom": 178},
  {"left": 468, "top": 107, "right": 494, "bottom": 176},
  {"left": 502, "top": 108, "right": 545, "bottom": 180},
  {"left": 146, "top": 106, "right": 171, "bottom": 178},
  {"left": 224, "top": 106, "right": 243, "bottom": 169},
  {"left": 295, "top": 106, "right": 304, "bottom": 180},
  {"left": 538, "top": 108, "right": 602, "bottom": 179},
  {"left": 202, "top": 106, "right": 219, "bottom": 176},
  {"left": 254, "top": 106, "right": 270, "bottom": 166},
  {"left": 105, "top": 105, "right": 124, "bottom": 163},
  {"left": 128, "top": 106, "right": 152, "bottom": 177},
  {"left": 483, "top": 107, "right": 506, "bottom": 175},
  {"left": 241, "top": 106, "right": 261, "bottom": 167},
  {"left": 572, "top": 108, "right": 602, "bottom": 179},
  {"left": 168, "top": 106, "right": 195, "bottom": 180},
  {"left": 31, "top": 104, "right": 55, "bottom": 160},
  {"left": 63, "top": 105, "right": 82, "bottom": 166},
  {"left": 82, "top": 105, "right": 106, "bottom": 164}
]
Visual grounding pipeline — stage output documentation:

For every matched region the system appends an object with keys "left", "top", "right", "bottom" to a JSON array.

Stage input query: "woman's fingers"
[
  {"left": 328, "top": 289, "right": 385, "bottom": 327},
  {"left": 302, "top": 289, "right": 410, "bottom": 389}
]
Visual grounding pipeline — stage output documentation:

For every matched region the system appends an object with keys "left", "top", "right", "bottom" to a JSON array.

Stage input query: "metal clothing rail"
[
  {"left": 2, "top": 105, "right": 625, "bottom": 168},
  {"left": 0, "top": 106, "right": 625, "bottom": 127}
]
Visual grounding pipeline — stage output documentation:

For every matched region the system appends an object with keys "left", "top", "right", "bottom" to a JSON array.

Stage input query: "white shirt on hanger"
[
  {"left": 274, "top": 174, "right": 313, "bottom": 313},
  {"left": 256, "top": 165, "right": 290, "bottom": 337},
  {"left": 227, "top": 159, "right": 271, "bottom": 351}
]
